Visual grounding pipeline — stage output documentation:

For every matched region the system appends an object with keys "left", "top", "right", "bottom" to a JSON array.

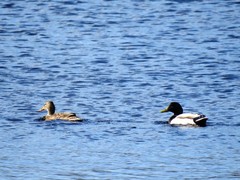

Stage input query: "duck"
[
  {"left": 160, "top": 102, "right": 208, "bottom": 126},
  {"left": 38, "top": 101, "right": 82, "bottom": 121}
]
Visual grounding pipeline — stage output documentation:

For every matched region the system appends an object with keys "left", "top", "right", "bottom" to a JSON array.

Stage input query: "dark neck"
[
  {"left": 169, "top": 110, "right": 183, "bottom": 122},
  {"left": 174, "top": 111, "right": 182, "bottom": 116},
  {"left": 169, "top": 115, "right": 177, "bottom": 123},
  {"left": 173, "top": 107, "right": 183, "bottom": 116},
  {"left": 47, "top": 108, "right": 55, "bottom": 115}
]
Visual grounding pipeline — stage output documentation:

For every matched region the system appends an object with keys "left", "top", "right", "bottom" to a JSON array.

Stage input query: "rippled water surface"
[{"left": 1, "top": 0, "right": 240, "bottom": 179}]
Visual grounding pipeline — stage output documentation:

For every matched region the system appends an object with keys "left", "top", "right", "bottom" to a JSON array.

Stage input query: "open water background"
[{"left": 0, "top": 0, "right": 240, "bottom": 179}]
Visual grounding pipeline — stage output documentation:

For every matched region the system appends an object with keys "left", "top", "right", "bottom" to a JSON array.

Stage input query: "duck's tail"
[
  {"left": 68, "top": 113, "right": 82, "bottom": 121},
  {"left": 193, "top": 115, "right": 208, "bottom": 127}
]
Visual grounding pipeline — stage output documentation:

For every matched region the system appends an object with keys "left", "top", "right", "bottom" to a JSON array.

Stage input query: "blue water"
[{"left": 1, "top": 0, "right": 240, "bottom": 179}]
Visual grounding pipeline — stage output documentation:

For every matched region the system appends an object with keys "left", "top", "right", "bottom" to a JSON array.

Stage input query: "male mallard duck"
[
  {"left": 38, "top": 101, "right": 82, "bottom": 121},
  {"left": 161, "top": 102, "right": 208, "bottom": 126}
]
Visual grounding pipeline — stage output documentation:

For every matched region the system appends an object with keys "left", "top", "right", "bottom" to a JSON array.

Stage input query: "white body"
[{"left": 169, "top": 113, "right": 204, "bottom": 125}]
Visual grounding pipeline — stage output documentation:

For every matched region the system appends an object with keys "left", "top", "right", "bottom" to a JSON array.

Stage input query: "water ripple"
[{"left": 0, "top": 0, "right": 240, "bottom": 179}]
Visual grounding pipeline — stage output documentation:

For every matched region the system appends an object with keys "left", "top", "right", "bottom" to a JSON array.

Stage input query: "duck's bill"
[
  {"left": 37, "top": 107, "right": 44, "bottom": 112},
  {"left": 160, "top": 108, "right": 168, "bottom": 113}
]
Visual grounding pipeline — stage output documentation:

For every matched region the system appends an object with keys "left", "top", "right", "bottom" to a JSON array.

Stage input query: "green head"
[{"left": 161, "top": 102, "right": 183, "bottom": 115}]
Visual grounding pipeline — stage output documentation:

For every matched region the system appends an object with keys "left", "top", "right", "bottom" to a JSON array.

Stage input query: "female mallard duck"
[
  {"left": 161, "top": 102, "right": 208, "bottom": 126},
  {"left": 38, "top": 101, "right": 82, "bottom": 121}
]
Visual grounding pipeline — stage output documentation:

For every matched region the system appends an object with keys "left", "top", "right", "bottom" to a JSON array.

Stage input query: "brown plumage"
[{"left": 38, "top": 101, "right": 82, "bottom": 121}]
